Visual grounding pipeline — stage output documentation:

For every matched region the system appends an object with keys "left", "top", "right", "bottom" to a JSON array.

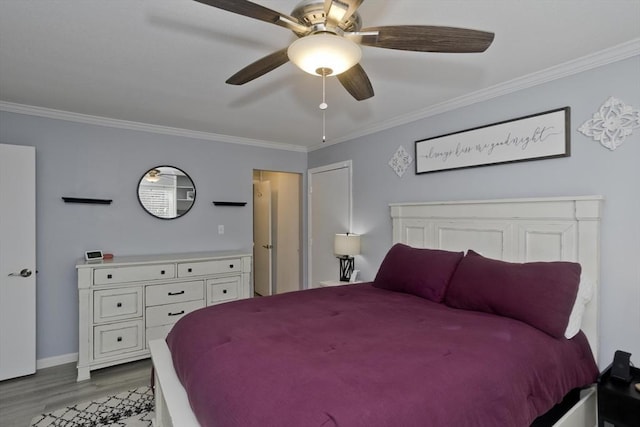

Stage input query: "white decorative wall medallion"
[
  {"left": 578, "top": 96, "right": 640, "bottom": 151},
  {"left": 389, "top": 145, "right": 413, "bottom": 177}
]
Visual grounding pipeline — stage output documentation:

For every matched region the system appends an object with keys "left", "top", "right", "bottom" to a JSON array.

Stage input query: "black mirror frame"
[{"left": 137, "top": 165, "right": 196, "bottom": 220}]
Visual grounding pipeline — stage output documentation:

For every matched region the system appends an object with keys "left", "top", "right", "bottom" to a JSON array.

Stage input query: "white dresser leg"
[{"left": 77, "top": 366, "right": 90, "bottom": 382}]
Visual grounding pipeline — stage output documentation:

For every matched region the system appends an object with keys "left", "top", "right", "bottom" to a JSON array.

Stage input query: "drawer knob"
[
  {"left": 168, "top": 310, "right": 185, "bottom": 317},
  {"left": 168, "top": 290, "right": 185, "bottom": 296},
  {"left": 161, "top": 270, "right": 165, "bottom": 275},
  {"left": 107, "top": 274, "right": 113, "bottom": 279},
  {"left": 188, "top": 268, "right": 192, "bottom": 273},
  {"left": 116, "top": 302, "right": 122, "bottom": 308},
  {"left": 229, "top": 264, "right": 234, "bottom": 269},
  {"left": 223, "top": 289, "right": 227, "bottom": 294},
  {"left": 117, "top": 336, "right": 122, "bottom": 342}
]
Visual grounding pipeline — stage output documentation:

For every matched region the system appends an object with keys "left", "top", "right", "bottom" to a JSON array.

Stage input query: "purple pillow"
[
  {"left": 373, "top": 244, "right": 464, "bottom": 302},
  {"left": 444, "top": 250, "right": 581, "bottom": 338}
]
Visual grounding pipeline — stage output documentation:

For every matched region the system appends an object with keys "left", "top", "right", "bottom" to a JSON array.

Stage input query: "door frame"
[
  {"left": 253, "top": 170, "right": 303, "bottom": 295},
  {"left": 307, "top": 160, "right": 353, "bottom": 289}
]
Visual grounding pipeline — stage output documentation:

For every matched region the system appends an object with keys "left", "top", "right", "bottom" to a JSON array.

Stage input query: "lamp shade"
[
  {"left": 287, "top": 33, "right": 362, "bottom": 76},
  {"left": 334, "top": 233, "right": 361, "bottom": 256}
]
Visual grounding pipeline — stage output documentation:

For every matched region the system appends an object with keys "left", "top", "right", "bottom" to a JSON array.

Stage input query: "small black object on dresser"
[{"left": 597, "top": 352, "right": 640, "bottom": 427}]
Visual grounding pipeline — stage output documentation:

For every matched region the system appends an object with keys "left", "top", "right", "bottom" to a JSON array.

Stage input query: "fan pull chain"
[
  {"left": 319, "top": 71, "right": 328, "bottom": 143},
  {"left": 322, "top": 110, "right": 326, "bottom": 143}
]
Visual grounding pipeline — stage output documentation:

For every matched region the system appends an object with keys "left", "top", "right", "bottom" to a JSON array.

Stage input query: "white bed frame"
[{"left": 149, "top": 196, "right": 603, "bottom": 427}]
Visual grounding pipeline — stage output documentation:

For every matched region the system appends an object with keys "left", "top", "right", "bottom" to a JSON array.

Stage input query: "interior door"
[
  {"left": 253, "top": 181, "right": 272, "bottom": 296},
  {"left": 0, "top": 143, "right": 36, "bottom": 380},
  {"left": 308, "top": 161, "right": 352, "bottom": 288}
]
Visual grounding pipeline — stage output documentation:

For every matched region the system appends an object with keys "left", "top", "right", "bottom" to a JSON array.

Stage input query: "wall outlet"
[{"left": 218, "top": 225, "right": 224, "bottom": 235}]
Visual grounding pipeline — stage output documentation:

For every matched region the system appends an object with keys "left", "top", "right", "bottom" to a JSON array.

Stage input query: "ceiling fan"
[
  {"left": 194, "top": 0, "right": 495, "bottom": 101},
  {"left": 143, "top": 167, "right": 185, "bottom": 183}
]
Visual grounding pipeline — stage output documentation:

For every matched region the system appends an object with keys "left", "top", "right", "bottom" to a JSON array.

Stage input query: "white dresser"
[{"left": 76, "top": 251, "right": 252, "bottom": 381}]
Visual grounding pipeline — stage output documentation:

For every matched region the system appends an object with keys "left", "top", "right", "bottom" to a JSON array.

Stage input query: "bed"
[{"left": 149, "top": 195, "right": 603, "bottom": 427}]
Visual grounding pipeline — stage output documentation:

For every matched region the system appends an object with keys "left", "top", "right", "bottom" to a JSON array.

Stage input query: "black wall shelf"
[
  {"left": 62, "top": 197, "right": 112, "bottom": 205},
  {"left": 212, "top": 201, "right": 247, "bottom": 207}
]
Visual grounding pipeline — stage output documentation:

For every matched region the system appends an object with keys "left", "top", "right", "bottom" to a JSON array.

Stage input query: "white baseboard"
[{"left": 37, "top": 352, "right": 78, "bottom": 370}]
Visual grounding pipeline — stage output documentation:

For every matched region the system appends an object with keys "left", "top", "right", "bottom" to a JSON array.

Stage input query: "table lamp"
[{"left": 334, "top": 233, "right": 361, "bottom": 282}]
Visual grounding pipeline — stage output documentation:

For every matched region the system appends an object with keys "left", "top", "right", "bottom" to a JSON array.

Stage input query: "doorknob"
[
  {"left": 8, "top": 268, "right": 32, "bottom": 278},
  {"left": 262, "top": 244, "right": 273, "bottom": 249}
]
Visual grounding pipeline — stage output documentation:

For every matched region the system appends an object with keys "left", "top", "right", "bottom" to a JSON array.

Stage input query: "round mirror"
[{"left": 137, "top": 166, "right": 196, "bottom": 219}]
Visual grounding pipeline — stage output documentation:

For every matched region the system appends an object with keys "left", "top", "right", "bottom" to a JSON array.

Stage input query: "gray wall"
[
  {"left": 0, "top": 55, "right": 637, "bottom": 368},
  {"left": 309, "top": 56, "right": 640, "bottom": 367},
  {"left": 0, "top": 112, "right": 307, "bottom": 361}
]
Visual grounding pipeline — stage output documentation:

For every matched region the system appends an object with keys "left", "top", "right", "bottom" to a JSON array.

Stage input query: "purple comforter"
[{"left": 166, "top": 284, "right": 598, "bottom": 427}]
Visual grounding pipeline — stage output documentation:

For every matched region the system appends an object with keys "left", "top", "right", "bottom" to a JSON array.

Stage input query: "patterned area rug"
[{"left": 30, "top": 386, "right": 154, "bottom": 427}]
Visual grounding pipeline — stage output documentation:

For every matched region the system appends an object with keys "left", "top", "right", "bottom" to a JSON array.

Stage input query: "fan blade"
[
  {"left": 226, "top": 48, "right": 289, "bottom": 85},
  {"left": 194, "top": 0, "right": 307, "bottom": 33},
  {"left": 357, "top": 25, "right": 494, "bottom": 53},
  {"left": 337, "top": 63, "right": 374, "bottom": 101},
  {"left": 324, "top": 0, "right": 364, "bottom": 28}
]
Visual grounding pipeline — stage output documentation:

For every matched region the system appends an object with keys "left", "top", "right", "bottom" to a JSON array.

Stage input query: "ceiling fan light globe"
[
  {"left": 145, "top": 169, "right": 161, "bottom": 183},
  {"left": 288, "top": 33, "right": 362, "bottom": 76}
]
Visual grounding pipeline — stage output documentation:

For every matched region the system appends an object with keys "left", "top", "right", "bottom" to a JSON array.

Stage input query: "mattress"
[{"left": 166, "top": 283, "right": 598, "bottom": 427}]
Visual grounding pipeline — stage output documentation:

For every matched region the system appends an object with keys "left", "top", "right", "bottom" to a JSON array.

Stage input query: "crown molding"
[
  {"left": 310, "top": 38, "right": 640, "bottom": 152},
  {"left": 0, "top": 101, "right": 307, "bottom": 153}
]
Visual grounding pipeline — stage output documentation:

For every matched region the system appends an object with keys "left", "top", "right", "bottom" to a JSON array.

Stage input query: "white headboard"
[{"left": 390, "top": 196, "right": 603, "bottom": 363}]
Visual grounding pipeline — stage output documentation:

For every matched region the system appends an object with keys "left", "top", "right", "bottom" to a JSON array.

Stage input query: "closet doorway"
[{"left": 253, "top": 170, "right": 302, "bottom": 296}]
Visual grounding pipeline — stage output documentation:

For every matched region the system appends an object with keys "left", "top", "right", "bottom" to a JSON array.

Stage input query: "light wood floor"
[{"left": 0, "top": 359, "right": 153, "bottom": 427}]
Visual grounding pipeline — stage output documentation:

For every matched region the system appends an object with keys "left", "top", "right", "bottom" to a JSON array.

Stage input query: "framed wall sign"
[{"left": 415, "top": 107, "right": 570, "bottom": 174}]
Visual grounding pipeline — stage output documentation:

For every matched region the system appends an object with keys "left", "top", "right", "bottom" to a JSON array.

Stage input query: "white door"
[
  {"left": 0, "top": 143, "right": 36, "bottom": 380},
  {"left": 271, "top": 173, "right": 301, "bottom": 294},
  {"left": 253, "top": 181, "right": 272, "bottom": 296},
  {"left": 308, "top": 161, "right": 352, "bottom": 288}
]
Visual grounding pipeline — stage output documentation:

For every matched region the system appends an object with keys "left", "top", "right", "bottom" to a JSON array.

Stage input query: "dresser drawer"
[
  {"left": 94, "top": 287, "right": 143, "bottom": 323},
  {"left": 94, "top": 320, "right": 144, "bottom": 359},
  {"left": 145, "top": 300, "right": 204, "bottom": 328},
  {"left": 146, "top": 324, "right": 174, "bottom": 345},
  {"left": 178, "top": 259, "right": 240, "bottom": 278},
  {"left": 207, "top": 276, "right": 241, "bottom": 305},
  {"left": 146, "top": 280, "right": 204, "bottom": 307},
  {"left": 94, "top": 264, "right": 175, "bottom": 285}
]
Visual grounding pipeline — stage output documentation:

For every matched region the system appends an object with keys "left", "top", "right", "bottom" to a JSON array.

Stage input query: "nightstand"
[
  {"left": 318, "top": 280, "right": 363, "bottom": 287},
  {"left": 597, "top": 363, "right": 640, "bottom": 427}
]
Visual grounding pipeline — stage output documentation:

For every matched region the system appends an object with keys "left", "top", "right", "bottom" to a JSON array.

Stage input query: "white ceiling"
[{"left": 1, "top": 0, "right": 639, "bottom": 151}]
